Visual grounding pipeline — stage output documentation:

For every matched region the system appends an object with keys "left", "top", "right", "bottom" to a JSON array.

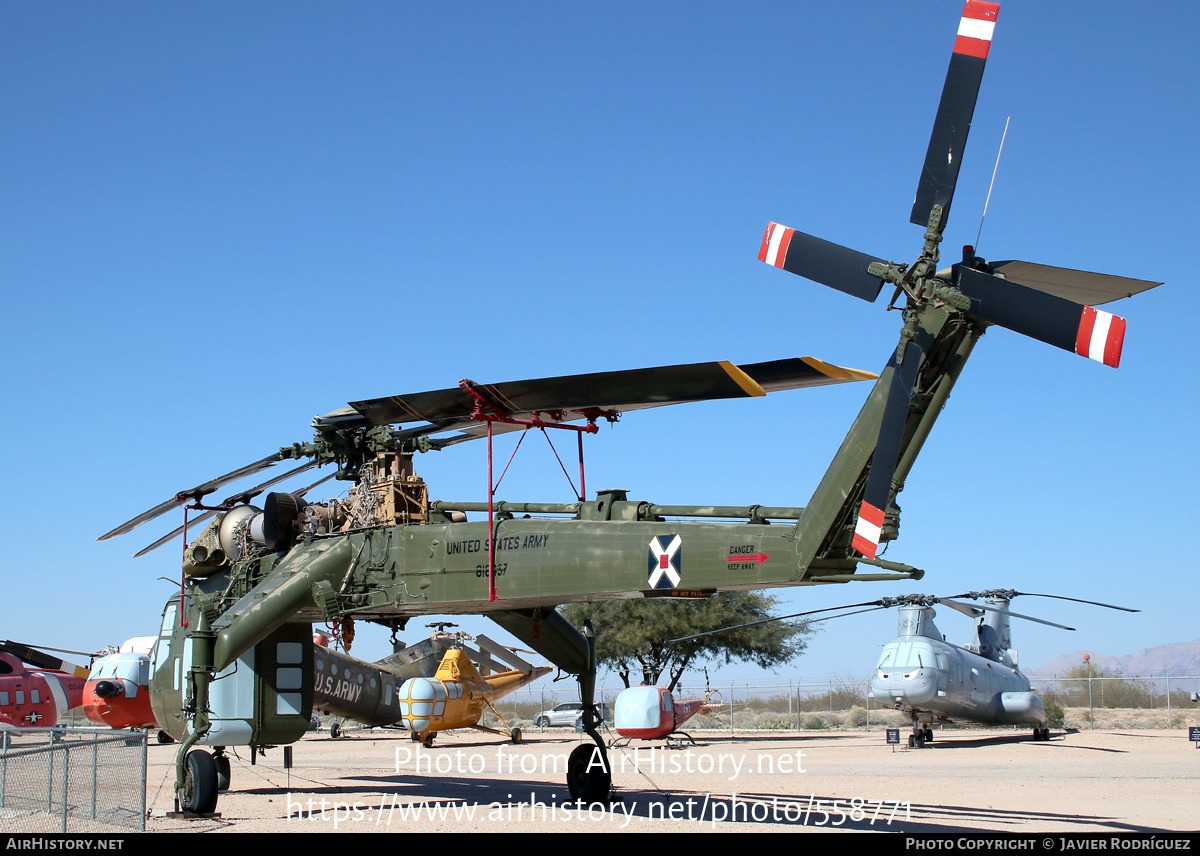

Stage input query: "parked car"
[{"left": 534, "top": 702, "right": 610, "bottom": 728}]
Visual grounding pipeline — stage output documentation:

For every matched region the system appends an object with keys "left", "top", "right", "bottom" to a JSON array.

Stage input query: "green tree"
[
  {"left": 561, "top": 592, "right": 813, "bottom": 691},
  {"left": 1059, "top": 661, "right": 1154, "bottom": 709}
]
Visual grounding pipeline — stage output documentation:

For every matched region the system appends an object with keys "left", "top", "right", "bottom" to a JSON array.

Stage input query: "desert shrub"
[{"left": 802, "top": 715, "right": 826, "bottom": 730}]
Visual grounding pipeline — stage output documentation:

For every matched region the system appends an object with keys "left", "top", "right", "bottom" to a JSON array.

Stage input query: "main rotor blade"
[
  {"left": 852, "top": 340, "right": 922, "bottom": 560},
  {"left": 910, "top": 1, "right": 1000, "bottom": 228},
  {"left": 339, "top": 357, "right": 874, "bottom": 428},
  {"left": 956, "top": 265, "right": 1128, "bottom": 367},
  {"left": 131, "top": 461, "right": 326, "bottom": 559},
  {"left": 97, "top": 452, "right": 286, "bottom": 541},
  {"left": 757, "top": 223, "right": 885, "bottom": 303}
]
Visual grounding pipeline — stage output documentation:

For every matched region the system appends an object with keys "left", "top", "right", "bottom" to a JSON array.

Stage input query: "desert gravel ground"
[{"left": 145, "top": 727, "right": 1200, "bottom": 834}]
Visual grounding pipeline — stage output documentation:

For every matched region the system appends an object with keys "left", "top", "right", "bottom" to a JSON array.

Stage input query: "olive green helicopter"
[{"left": 98, "top": 0, "right": 1160, "bottom": 815}]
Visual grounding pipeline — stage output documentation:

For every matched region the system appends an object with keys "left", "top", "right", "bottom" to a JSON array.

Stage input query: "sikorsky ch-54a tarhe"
[{"left": 98, "top": 0, "right": 1160, "bottom": 814}]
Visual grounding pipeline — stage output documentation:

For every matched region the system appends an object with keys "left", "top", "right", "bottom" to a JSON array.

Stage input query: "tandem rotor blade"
[
  {"left": 910, "top": 0, "right": 1000, "bottom": 228},
  {"left": 950, "top": 590, "right": 1140, "bottom": 613},
  {"left": 97, "top": 452, "right": 287, "bottom": 541},
  {"left": 956, "top": 265, "right": 1129, "bottom": 367},
  {"left": 757, "top": 223, "right": 886, "bottom": 303},
  {"left": 851, "top": 340, "right": 923, "bottom": 560}
]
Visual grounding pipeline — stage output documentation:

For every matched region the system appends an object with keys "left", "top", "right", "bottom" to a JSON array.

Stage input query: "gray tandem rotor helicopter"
[
  {"left": 867, "top": 589, "right": 1137, "bottom": 746},
  {"left": 671, "top": 589, "right": 1138, "bottom": 747},
  {"left": 98, "top": 0, "right": 1160, "bottom": 814}
]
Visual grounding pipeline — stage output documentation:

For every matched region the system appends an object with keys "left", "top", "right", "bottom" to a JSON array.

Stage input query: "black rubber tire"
[
  {"left": 330, "top": 722, "right": 341, "bottom": 739},
  {"left": 422, "top": 734, "right": 435, "bottom": 748},
  {"left": 924, "top": 728, "right": 934, "bottom": 742},
  {"left": 178, "top": 749, "right": 219, "bottom": 815},
  {"left": 535, "top": 716, "right": 548, "bottom": 728},
  {"left": 156, "top": 730, "right": 174, "bottom": 745},
  {"left": 213, "top": 752, "right": 231, "bottom": 792},
  {"left": 511, "top": 727, "right": 522, "bottom": 745},
  {"left": 566, "top": 744, "right": 611, "bottom": 802}
]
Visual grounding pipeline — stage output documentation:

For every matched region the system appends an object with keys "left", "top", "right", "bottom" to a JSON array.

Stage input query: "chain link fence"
[
  {"left": 481, "top": 674, "right": 1200, "bottom": 733},
  {"left": 0, "top": 728, "right": 146, "bottom": 833}
]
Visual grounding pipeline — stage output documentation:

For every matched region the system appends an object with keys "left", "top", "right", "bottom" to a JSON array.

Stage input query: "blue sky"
[{"left": 1, "top": 1, "right": 1196, "bottom": 693}]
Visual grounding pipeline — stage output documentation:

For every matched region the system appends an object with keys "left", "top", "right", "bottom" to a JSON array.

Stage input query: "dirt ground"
[{"left": 143, "top": 726, "right": 1200, "bottom": 834}]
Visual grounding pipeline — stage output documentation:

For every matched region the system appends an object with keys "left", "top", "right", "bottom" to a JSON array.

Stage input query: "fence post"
[
  {"left": 92, "top": 734, "right": 98, "bottom": 820},
  {"left": 1088, "top": 676, "right": 1094, "bottom": 729},
  {"left": 61, "top": 741, "right": 69, "bottom": 834}
]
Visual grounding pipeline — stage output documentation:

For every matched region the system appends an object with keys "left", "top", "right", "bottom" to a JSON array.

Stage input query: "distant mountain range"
[{"left": 1030, "top": 639, "right": 1200, "bottom": 677}]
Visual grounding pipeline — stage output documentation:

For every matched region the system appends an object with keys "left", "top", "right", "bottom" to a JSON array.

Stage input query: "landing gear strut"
[{"left": 569, "top": 621, "right": 611, "bottom": 801}]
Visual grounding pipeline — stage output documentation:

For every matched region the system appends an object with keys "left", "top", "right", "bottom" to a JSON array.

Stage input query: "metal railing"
[{"left": 0, "top": 728, "right": 146, "bottom": 833}]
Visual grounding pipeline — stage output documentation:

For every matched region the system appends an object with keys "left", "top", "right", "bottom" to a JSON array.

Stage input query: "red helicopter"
[
  {"left": 0, "top": 641, "right": 89, "bottom": 729},
  {"left": 612, "top": 683, "right": 722, "bottom": 747}
]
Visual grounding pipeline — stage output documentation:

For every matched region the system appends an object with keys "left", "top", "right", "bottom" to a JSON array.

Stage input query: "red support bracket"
[{"left": 458, "top": 379, "right": 617, "bottom": 602}]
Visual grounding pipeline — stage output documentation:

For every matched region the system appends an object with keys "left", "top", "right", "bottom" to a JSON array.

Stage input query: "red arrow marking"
[{"left": 727, "top": 552, "right": 770, "bottom": 565}]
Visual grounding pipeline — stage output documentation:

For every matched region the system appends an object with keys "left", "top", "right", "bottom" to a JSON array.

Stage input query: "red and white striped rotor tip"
[
  {"left": 758, "top": 222, "right": 794, "bottom": 269},
  {"left": 1076, "top": 306, "right": 1126, "bottom": 368}
]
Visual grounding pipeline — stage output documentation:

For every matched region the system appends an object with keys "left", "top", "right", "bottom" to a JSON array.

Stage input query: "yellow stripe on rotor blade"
[
  {"left": 800, "top": 356, "right": 879, "bottom": 382},
  {"left": 720, "top": 361, "right": 766, "bottom": 397}
]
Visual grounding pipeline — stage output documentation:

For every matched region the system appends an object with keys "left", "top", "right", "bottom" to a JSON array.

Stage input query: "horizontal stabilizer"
[
  {"left": 475, "top": 635, "right": 534, "bottom": 673},
  {"left": 987, "top": 261, "right": 1162, "bottom": 306}
]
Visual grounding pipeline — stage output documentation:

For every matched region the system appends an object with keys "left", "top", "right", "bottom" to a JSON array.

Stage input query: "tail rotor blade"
[
  {"left": 758, "top": 222, "right": 886, "bottom": 303},
  {"left": 852, "top": 340, "right": 923, "bottom": 560},
  {"left": 910, "top": 1, "right": 1000, "bottom": 228},
  {"left": 956, "top": 266, "right": 1127, "bottom": 367}
]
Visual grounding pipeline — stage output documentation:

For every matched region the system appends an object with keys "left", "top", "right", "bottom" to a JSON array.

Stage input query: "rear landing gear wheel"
[
  {"left": 177, "top": 749, "right": 218, "bottom": 815},
  {"left": 567, "top": 744, "right": 611, "bottom": 801},
  {"left": 511, "top": 727, "right": 522, "bottom": 745},
  {"left": 330, "top": 722, "right": 341, "bottom": 739}
]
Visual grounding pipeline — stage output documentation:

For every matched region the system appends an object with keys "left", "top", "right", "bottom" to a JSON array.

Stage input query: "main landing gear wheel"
[
  {"left": 330, "top": 722, "right": 342, "bottom": 739},
  {"left": 923, "top": 728, "right": 934, "bottom": 743},
  {"left": 511, "top": 727, "right": 522, "bottom": 745},
  {"left": 178, "top": 749, "right": 218, "bottom": 815},
  {"left": 212, "top": 750, "right": 231, "bottom": 792},
  {"left": 567, "top": 744, "right": 611, "bottom": 802},
  {"left": 908, "top": 732, "right": 926, "bottom": 749},
  {"left": 1033, "top": 727, "right": 1050, "bottom": 741},
  {"left": 422, "top": 734, "right": 435, "bottom": 749}
]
